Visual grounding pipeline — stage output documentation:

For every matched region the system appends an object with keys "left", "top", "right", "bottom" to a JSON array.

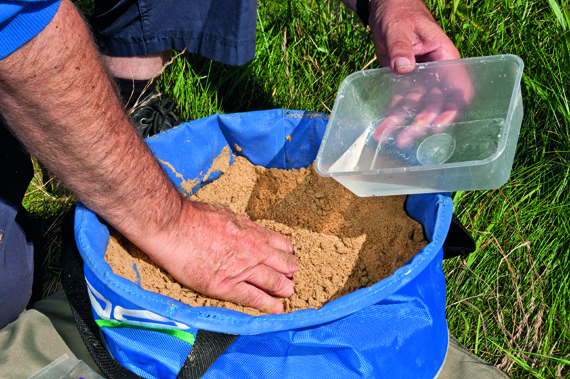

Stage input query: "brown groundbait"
[{"left": 105, "top": 156, "right": 427, "bottom": 316}]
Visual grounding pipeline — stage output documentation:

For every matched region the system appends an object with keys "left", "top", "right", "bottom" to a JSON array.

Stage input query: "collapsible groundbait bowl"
[{"left": 71, "top": 110, "right": 453, "bottom": 379}]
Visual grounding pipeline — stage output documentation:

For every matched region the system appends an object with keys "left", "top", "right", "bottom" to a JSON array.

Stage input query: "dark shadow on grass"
[
  {"left": 26, "top": 191, "right": 77, "bottom": 306},
  {"left": 168, "top": 52, "right": 281, "bottom": 117}
]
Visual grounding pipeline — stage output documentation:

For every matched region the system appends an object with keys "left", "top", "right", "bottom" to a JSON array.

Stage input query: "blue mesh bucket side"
[{"left": 203, "top": 250, "right": 448, "bottom": 379}]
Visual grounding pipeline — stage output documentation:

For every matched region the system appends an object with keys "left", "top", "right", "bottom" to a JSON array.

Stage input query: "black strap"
[
  {"left": 61, "top": 208, "right": 237, "bottom": 378},
  {"left": 442, "top": 214, "right": 476, "bottom": 260},
  {"left": 177, "top": 330, "right": 239, "bottom": 379},
  {"left": 356, "top": 0, "right": 370, "bottom": 26}
]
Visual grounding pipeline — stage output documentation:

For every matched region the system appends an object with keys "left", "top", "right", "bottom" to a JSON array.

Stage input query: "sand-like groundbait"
[{"left": 105, "top": 157, "right": 427, "bottom": 316}]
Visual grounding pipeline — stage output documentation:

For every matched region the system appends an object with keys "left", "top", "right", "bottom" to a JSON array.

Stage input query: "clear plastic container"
[{"left": 315, "top": 55, "right": 524, "bottom": 197}]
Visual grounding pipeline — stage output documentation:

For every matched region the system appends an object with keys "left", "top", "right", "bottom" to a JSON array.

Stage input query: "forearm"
[
  {"left": 0, "top": 0, "right": 301, "bottom": 313},
  {"left": 0, "top": 0, "right": 183, "bottom": 250}
]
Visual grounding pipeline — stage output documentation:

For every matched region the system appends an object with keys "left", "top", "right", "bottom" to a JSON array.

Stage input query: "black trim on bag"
[
  {"left": 356, "top": 0, "right": 370, "bottom": 26},
  {"left": 61, "top": 207, "right": 237, "bottom": 379},
  {"left": 177, "top": 330, "right": 239, "bottom": 379},
  {"left": 442, "top": 214, "right": 476, "bottom": 260}
]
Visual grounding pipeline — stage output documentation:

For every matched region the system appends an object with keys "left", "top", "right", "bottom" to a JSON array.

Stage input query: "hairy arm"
[
  {"left": 0, "top": 0, "right": 297, "bottom": 313},
  {"left": 0, "top": 0, "right": 181, "bottom": 244}
]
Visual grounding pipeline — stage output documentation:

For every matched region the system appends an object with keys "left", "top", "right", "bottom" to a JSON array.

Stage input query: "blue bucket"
[{"left": 73, "top": 109, "right": 452, "bottom": 379}]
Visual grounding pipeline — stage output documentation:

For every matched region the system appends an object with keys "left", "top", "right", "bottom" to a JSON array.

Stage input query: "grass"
[
  {"left": 23, "top": 160, "right": 76, "bottom": 303},
  {"left": 432, "top": 1, "right": 570, "bottom": 377},
  {"left": 29, "top": 0, "right": 570, "bottom": 377},
  {"left": 159, "top": 1, "right": 375, "bottom": 119}
]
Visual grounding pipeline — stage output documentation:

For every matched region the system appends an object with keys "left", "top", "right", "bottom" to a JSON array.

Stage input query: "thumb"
[{"left": 376, "top": 21, "right": 416, "bottom": 75}]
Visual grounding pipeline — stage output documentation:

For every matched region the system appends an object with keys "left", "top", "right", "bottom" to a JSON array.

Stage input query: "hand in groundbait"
[
  {"left": 148, "top": 200, "right": 298, "bottom": 314},
  {"left": 368, "top": 0, "right": 474, "bottom": 147}
]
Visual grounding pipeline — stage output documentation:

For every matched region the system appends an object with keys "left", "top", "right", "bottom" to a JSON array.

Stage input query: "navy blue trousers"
[
  {"left": 0, "top": 123, "right": 34, "bottom": 329},
  {"left": 90, "top": 0, "right": 258, "bottom": 66}
]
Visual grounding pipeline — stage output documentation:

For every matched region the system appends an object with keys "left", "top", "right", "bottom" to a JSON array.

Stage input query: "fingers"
[
  {"left": 260, "top": 243, "right": 298, "bottom": 278},
  {"left": 437, "top": 63, "right": 474, "bottom": 105},
  {"left": 374, "top": 19, "right": 416, "bottom": 74},
  {"left": 429, "top": 64, "right": 473, "bottom": 135},
  {"left": 409, "top": 87, "right": 445, "bottom": 126},
  {"left": 152, "top": 200, "right": 302, "bottom": 315},
  {"left": 228, "top": 217, "right": 298, "bottom": 277},
  {"left": 239, "top": 216, "right": 295, "bottom": 256},
  {"left": 389, "top": 40, "right": 415, "bottom": 75},
  {"left": 414, "top": 33, "right": 460, "bottom": 63},
  {"left": 247, "top": 264, "right": 295, "bottom": 298},
  {"left": 387, "top": 89, "right": 426, "bottom": 113},
  {"left": 373, "top": 113, "right": 409, "bottom": 143},
  {"left": 432, "top": 102, "right": 462, "bottom": 133},
  {"left": 386, "top": 94, "right": 404, "bottom": 109},
  {"left": 374, "top": 90, "right": 426, "bottom": 142},
  {"left": 205, "top": 202, "right": 295, "bottom": 256},
  {"left": 369, "top": 0, "right": 462, "bottom": 77},
  {"left": 393, "top": 89, "right": 469, "bottom": 149},
  {"left": 265, "top": 228, "right": 295, "bottom": 254},
  {"left": 230, "top": 264, "right": 296, "bottom": 313},
  {"left": 229, "top": 282, "right": 286, "bottom": 314},
  {"left": 211, "top": 244, "right": 296, "bottom": 314},
  {"left": 394, "top": 87, "right": 445, "bottom": 148},
  {"left": 370, "top": 0, "right": 441, "bottom": 75},
  {"left": 395, "top": 125, "right": 431, "bottom": 148}
]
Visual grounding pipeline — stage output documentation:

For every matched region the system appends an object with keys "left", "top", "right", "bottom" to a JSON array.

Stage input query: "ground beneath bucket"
[{"left": 105, "top": 157, "right": 427, "bottom": 316}]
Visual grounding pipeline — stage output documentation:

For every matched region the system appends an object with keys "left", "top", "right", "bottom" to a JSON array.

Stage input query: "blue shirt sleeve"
[{"left": 0, "top": 0, "right": 61, "bottom": 60}]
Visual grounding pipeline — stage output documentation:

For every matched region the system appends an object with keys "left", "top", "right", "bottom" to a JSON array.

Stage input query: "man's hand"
[
  {"left": 0, "top": 0, "right": 297, "bottom": 314},
  {"left": 369, "top": 0, "right": 459, "bottom": 74},
  {"left": 371, "top": 65, "right": 474, "bottom": 148},
  {"left": 366, "top": 0, "right": 474, "bottom": 148},
  {"left": 338, "top": 0, "right": 474, "bottom": 148},
  {"left": 147, "top": 202, "right": 297, "bottom": 314}
]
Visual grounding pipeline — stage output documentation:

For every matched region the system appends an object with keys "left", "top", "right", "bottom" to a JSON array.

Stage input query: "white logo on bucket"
[{"left": 86, "top": 278, "right": 190, "bottom": 331}]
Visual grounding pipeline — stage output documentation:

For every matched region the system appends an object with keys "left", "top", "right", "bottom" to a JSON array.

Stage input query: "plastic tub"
[{"left": 315, "top": 55, "right": 524, "bottom": 196}]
